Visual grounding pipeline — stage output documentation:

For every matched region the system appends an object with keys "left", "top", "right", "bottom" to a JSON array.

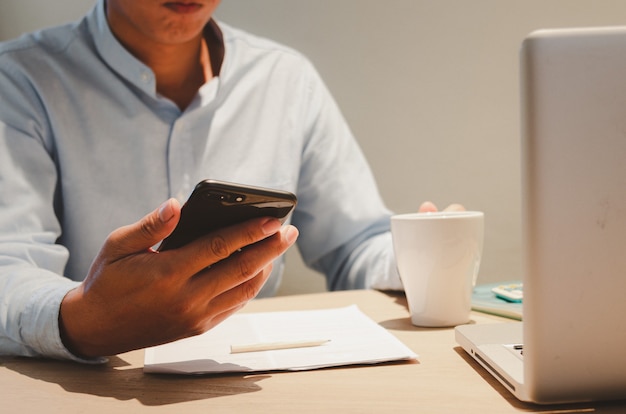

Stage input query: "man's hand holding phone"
[{"left": 58, "top": 192, "right": 298, "bottom": 359}]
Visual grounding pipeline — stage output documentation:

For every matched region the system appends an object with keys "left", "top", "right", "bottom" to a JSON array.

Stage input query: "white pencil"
[{"left": 230, "top": 339, "right": 330, "bottom": 354}]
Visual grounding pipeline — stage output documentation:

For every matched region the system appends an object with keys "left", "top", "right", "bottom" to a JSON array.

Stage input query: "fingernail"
[
  {"left": 284, "top": 225, "right": 299, "bottom": 244},
  {"left": 261, "top": 218, "right": 281, "bottom": 235},
  {"left": 158, "top": 199, "right": 175, "bottom": 222}
]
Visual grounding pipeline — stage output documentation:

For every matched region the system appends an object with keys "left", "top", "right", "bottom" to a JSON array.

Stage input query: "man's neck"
[
  {"left": 142, "top": 38, "right": 212, "bottom": 110},
  {"left": 108, "top": 21, "right": 223, "bottom": 110}
]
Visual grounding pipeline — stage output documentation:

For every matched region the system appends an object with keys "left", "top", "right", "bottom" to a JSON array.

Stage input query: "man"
[{"left": 0, "top": 0, "right": 446, "bottom": 361}]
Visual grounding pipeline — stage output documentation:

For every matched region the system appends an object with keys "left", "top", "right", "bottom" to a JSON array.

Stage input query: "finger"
[
  {"left": 443, "top": 203, "right": 466, "bottom": 212},
  {"left": 418, "top": 201, "right": 438, "bottom": 213},
  {"left": 104, "top": 199, "right": 181, "bottom": 256},
  {"left": 193, "top": 225, "right": 298, "bottom": 298},
  {"left": 199, "top": 267, "right": 273, "bottom": 332},
  {"left": 170, "top": 218, "right": 290, "bottom": 278},
  {"left": 196, "top": 299, "right": 251, "bottom": 334}
]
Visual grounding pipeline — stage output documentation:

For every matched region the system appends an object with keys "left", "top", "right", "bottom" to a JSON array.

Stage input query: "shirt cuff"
[
  {"left": 22, "top": 281, "right": 107, "bottom": 364},
  {"left": 369, "top": 260, "right": 405, "bottom": 291},
  {"left": 366, "top": 232, "right": 405, "bottom": 291}
]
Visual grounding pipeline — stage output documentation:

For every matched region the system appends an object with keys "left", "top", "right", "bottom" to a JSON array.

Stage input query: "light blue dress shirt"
[{"left": 0, "top": 1, "right": 401, "bottom": 360}]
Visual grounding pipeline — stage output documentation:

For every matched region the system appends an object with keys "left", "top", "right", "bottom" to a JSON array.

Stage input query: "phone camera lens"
[
  {"left": 208, "top": 191, "right": 245, "bottom": 203},
  {"left": 207, "top": 191, "right": 230, "bottom": 201}
]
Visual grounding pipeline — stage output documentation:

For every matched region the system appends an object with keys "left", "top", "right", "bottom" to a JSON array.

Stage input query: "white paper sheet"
[{"left": 143, "top": 305, "right": 417, "bottom": 374}]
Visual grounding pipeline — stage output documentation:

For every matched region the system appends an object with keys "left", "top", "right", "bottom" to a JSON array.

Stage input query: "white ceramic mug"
[{"left": 391, "top": 211, "right": 484, "bottom": 327}]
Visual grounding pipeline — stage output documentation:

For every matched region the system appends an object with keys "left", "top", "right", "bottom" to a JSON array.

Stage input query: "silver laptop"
[{"left": 456, "top": 26, "right": 626, "bottom": 404}]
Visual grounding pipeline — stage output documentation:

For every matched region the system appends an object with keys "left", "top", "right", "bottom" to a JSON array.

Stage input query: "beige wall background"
[{"left": 2, "top": 0, "right": 626, "bottom": 295}]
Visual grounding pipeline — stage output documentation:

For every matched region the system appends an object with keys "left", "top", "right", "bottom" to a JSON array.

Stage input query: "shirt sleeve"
[
  {"left": 290, "top": 59, "right": 404, "bottom": 291},
  {"left": 0, "top": 68, "right": 104, "bottom": 362}
]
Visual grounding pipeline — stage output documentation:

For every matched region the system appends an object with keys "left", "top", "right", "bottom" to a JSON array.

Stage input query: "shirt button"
[{"left": 140, "top": 70, "right": 151, "bottom": 83}]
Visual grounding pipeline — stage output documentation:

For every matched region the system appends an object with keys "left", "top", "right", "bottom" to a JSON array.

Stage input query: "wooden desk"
[{"left": 1, "top": 290, "right": 624, "bottom": 413}]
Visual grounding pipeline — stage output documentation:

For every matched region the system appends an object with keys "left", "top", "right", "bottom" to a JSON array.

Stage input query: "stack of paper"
[{"left": 144, "top": 305, "right": 417, "bottom": 374}]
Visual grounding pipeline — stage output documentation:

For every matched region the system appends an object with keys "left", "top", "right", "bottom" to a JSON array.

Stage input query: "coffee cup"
[{"left": 391, "top": 211, "right": 484, "bottom": 327}]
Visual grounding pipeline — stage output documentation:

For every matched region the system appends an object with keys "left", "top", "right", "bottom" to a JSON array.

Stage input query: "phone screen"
[{"left": 158, "top": 180, "right": 297, "bottom": 251}]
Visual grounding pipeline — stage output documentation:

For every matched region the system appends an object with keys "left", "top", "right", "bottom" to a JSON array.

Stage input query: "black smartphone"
[{"left": 158, "top": 180, "right": 297, "bottom": 251}]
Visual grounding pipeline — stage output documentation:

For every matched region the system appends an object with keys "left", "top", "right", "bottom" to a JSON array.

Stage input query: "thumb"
[{"left": 106, "top": 198, "right": 181, "bottom": 255}]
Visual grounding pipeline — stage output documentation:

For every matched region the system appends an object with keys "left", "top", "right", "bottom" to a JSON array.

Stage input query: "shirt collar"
[
  {"left": 204, "top": 20, "right": 225, "bottom": 76},
  {"left": 87, "top": 0, "right": 225, "bottom": 101},
  {"left": 88, "top": 0, "right": 156, "bottom": 96}
]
